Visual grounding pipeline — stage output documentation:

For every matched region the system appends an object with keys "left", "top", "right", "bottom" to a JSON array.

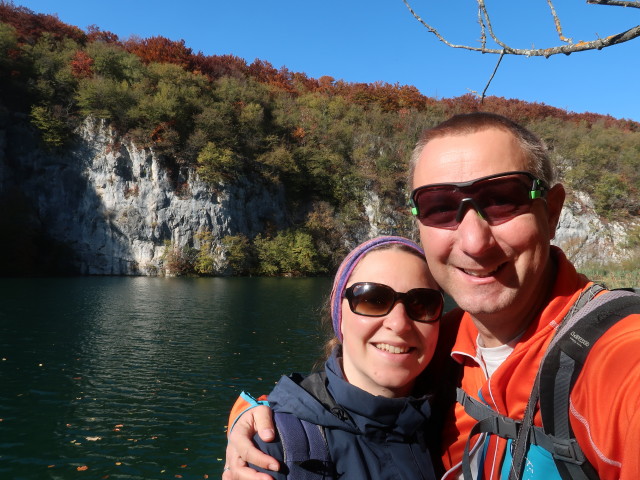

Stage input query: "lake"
[
  {"left": 0, "top": 277, "right": 456, "bottom": 479},
  {"left": 0, "top": 277, "right": 334, "bottom": 480}
]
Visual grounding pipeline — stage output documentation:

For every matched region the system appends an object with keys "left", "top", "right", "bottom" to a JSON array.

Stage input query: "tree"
[
  {"left": 403, "top": 0, "right": 640, "bottom": 57},
  {"left": 402, "top": 0, "right": 640, "bottom": 99},
  {"left": 196, "top": 142, "right": 241, "bottom": 185}
]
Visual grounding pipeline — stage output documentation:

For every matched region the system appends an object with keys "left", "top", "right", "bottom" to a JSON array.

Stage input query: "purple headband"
[{"left": 330, "top": 236, "right": 425, "bottom": 342}]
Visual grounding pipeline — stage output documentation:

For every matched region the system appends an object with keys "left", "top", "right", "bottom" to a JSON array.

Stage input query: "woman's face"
[{"left": 340, "top": 248, "right": 440, "bottom": 398}]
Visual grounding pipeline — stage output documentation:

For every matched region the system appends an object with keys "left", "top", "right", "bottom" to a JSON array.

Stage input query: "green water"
[{"left": 0, "top": 277, "right": 333, "bottom": 480}]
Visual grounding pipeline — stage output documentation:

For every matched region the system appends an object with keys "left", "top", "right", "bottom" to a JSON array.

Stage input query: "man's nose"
[{"left": 456, "top": 204, "right": 496, "bottom": 255}]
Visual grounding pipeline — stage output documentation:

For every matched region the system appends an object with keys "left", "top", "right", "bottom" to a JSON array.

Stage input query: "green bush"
[
  {"left": 196, "top": 142, "right": 241, "bottom": 185},
  {"left": 254, "top": 229, "right": 324, "bottom": 276},
  {"left": 222, "top": 234, "right": 255, "bottom": 275},
  {"left": 194, "top": 231, "right": 215, "bottom": 275},
  {"left": 30, "top": 104, "right": 71, "bottom": 148}
]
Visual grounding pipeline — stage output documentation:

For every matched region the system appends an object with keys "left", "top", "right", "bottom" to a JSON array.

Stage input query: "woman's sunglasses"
[
  {"left": 410, "top": 171, "right": 548, "bottom": 230},
  {"left": 343, "top": 282, "right": 444, "bottom": 323}
]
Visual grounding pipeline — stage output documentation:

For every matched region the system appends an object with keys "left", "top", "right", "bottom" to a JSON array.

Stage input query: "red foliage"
[
  {"left": 124, "top": 35, "right": 192, "bottom": 67},
  {"left": 332, "top": 81, "right": 429, "bottom": 112},
  {"left": 70, "top": 50, "right": 94, "bottom": 79},
  {"left": 86, "top": 25, "right": 120, "bottom": 45},
  {"left": 0, "top": 2, "right": 86, "bottom": 45},
  {"left": 190, "top": 53, "right": 248, "bottom": 80},
  {"left": 436, "top": 94, "right": 640, "bottom": 131},
  {"left": 3, "top": 1, "right": 638, "bottom": 132}
]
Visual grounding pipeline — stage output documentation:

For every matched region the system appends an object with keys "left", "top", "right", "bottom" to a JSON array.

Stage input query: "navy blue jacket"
[{"left": 252, "top": 348, "right": 438, "bottom": 479}]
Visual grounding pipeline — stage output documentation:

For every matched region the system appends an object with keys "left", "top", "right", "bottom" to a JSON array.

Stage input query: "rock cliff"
[
  {"left": 1, "top": 117, "right": 287, "bottom": 275},
  {"left": 0, "top": 117, "right": 635, "bottom": 275}
]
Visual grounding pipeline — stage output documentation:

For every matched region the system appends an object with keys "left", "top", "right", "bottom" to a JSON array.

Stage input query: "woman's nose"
[{"left": 382, "top": 302, "right": 413, "bottom": 333}]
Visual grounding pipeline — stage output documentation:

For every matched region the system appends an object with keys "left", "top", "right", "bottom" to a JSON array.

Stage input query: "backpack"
[
  {"left": 272, "top": 371, "right": 338, "bottom": 479},
  {"left": 457, "top": 285, "right": 640, "bottom": 480}
]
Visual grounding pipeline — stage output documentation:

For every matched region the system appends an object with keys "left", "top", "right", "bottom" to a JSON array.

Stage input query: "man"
[{"left": 224, "top": 113, "right": 640, "bottom": 480}]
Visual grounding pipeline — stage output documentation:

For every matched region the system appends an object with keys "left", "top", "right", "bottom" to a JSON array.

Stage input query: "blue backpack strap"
[
  {"left": 458, "top": 388, "right": 522, "bottom": 480},
  {"left": 274, "top": 411, "right": 334, "bottom": 479},
  {"left": 536, "top": 289, "right": 640, "bottom": 480}
]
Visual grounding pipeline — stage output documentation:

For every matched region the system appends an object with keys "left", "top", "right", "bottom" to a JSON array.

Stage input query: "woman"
[{"left": 227, "top": 236, "right": 446, "bottom": 479}]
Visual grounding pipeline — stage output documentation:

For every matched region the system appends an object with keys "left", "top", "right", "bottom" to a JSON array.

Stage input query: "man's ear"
[{"left": 546, "top": 183, "right": 565, "bottom": 239}]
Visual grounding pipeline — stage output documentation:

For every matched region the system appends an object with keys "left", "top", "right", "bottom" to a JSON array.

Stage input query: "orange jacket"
[{"left": 440, "top": 247, "right": 640, "bottom": 480}]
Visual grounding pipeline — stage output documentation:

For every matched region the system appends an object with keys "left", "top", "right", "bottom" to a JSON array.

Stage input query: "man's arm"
[{"left": 223, "top": 401, "right": 280, "bottom": 480}]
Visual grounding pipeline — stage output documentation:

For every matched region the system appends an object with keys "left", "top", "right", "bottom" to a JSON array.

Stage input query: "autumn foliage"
[{"left": 1, "top": 1, "right": 639, "bottom": 276}]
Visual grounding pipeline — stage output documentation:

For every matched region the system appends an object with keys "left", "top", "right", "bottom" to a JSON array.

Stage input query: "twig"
[{"left": 481, "top": 49, "right": 506, "bottom": 102}]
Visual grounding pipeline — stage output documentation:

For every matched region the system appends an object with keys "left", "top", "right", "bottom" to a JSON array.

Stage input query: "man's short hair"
[{"left": 409, "top": 112, "right": 556, "bottom": 188}]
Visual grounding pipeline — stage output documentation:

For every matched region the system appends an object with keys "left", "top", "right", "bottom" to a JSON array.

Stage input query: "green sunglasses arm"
[{"left": 410, "top": 199, "right": 418, "bottom": 216}]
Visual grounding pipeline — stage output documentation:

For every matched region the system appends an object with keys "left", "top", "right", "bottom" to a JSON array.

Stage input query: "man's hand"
[{"left": 222, "top": 404, "right": 279, "bottom": 479}]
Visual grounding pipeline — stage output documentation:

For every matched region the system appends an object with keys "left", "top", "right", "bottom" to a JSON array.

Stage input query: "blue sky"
[{"left": 11, "top": 0, "right": 640, "bottom": 121}]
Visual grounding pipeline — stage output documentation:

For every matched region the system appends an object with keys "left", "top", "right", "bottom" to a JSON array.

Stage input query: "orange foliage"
[
  {"left": 292, "top": 126, "right": 306, "bottom": 139},
  {"left": 190, "top": 53, "right": 248, "bottom": 80},
  {"left": 124, "top": 35, "right": 193, "bottom": 68},
  {"left": 332, "top": 80, "right": 429, "bottom": 112},
  {"left": 1, "top": 2, "right": 637, "bottom": 132},
  {"left": 70, "top": 50, "right": 94, "bottom": 79}
]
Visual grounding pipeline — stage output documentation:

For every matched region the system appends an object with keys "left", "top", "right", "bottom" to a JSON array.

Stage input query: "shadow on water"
[{"left": 0, "top": 277, "right": 456, "bottom": 479}]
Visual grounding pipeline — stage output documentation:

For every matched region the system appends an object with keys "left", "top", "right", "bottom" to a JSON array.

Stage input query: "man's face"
[{"left": 412, "top": 128, "right": 564, "bottom": 336}]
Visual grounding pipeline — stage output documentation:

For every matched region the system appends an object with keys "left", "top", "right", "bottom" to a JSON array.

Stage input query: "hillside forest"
[{"left": 1, "top": 2, "right": 639, "bottom": 277}]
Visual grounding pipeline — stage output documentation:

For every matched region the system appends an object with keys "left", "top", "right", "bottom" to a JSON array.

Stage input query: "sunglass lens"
[
  {"left": 405, "top": 289, "right": 443, "bottom": 322},
  {"left": 350, "top": 283, "right": 395, "bottom": 316},
  {"left": 414, "top": 187, "right": 461, "bottom": 228},
  {"left": 475, "top": 177, "right": 532, "bottom": 225}
]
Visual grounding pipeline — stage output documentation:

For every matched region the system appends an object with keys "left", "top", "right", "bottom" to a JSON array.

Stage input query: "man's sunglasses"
[
  {"left": 410, "top": 171, "right": 548, "bottom": 230},
  {"left": 343, "top": 282, "right": 444, "bottom": 323}
]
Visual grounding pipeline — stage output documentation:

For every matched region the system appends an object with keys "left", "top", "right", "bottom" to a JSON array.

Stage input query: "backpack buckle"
[
  {"left": 550, "top": 437, "right": 587, "bottom": 465},
  {"left": 490, "top": 415, "right": 520, "bottom": 440}
]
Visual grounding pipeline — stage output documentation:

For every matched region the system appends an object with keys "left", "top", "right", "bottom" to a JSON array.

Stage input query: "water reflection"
[
  {"left": 0, "top": 277, "right": 331, "bottom": 479},
  {"left": 1, "top": 276, "right": 455, "bottom": 479}
]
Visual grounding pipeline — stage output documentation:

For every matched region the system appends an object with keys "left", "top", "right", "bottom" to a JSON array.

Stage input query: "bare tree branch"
[
  {"left": 402, "top": 0, "right": 640, "bottom": 57},
  {"left": 587, "top": 0, "right": 640, "bottom": 8},
  {"left": 481, "top": 50, "right": 506, "bottom": 102},
  {"left": 547, "top": 0, "right": 572, "bottom": 43}
]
